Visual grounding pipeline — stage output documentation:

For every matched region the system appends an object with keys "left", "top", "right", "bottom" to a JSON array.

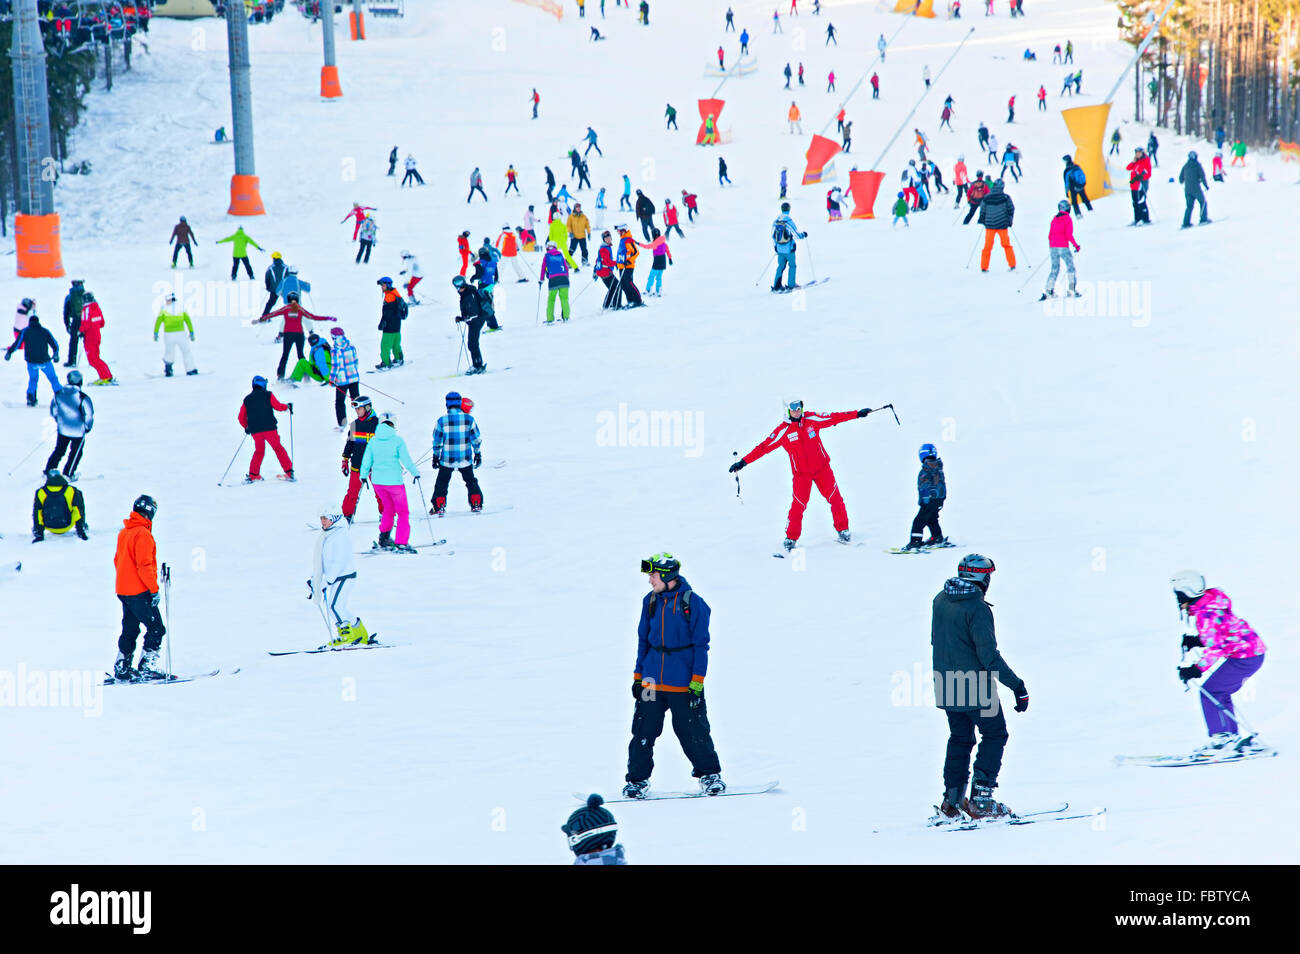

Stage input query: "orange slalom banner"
[
  {"left": 512, "top": 0, "right": 563, "bottom": 19},
  {"left": 801, "top": 134, "right": 841, "bottom": 185},
  {"left": 1061, "top": 103, "right": 1113, "bottom": 201},
  {"left": 848, "top": 171, "right": 886, "bottom": 219},
  {"left": 697, "top": 98, "right": 724, "bottom": 145}
]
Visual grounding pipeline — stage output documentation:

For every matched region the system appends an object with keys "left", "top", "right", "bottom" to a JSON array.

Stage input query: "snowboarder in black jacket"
[
  {"left": 1178, "top": 151, "right": 1210, "bottom": 228},
  {"left": 62, "top": 279, "right": 86, "bottom": 367},
  {"left": 930, "top": 554, "right": 1028, "bottom": 822}
]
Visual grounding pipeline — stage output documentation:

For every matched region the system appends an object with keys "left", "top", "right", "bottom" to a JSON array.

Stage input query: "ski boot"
[
  {"left": 922, "top": 536, "right": 949, "bottom": 548},
  {"left": 244, "top": 474, "right": 264, "bottom": 483},
  {"left": 375, "top": 362, "right": 392, "bottom": 371},
  {"left": 277, "top": 470, "right": 295, "bottom": 482},
  {"left": 431, "top": 496, "right": 447, "bottom": 517},
  {"left": 391, "top": 358, "right": 404, "bottom": 368},
  {"left": 1038, "top": 291, "right": 1053, "bottom": 301},
  {"left": 902, "top": 536, "right": 924, "bottom": 551},
  {"left": 699, "top": 773, "right": 727, "bottom": 796},
  {"left": 113, "top": 651, "right": 135, "bottom": 682},
  {"left": 837, "top": 530, "right": 851, "bottom": 544},
  {"left": 962, "top": 781, "right": 1013, "bottom": 820},
  {"left": 26, "top": 393, "right": 38, "bottom": 407},
  {"left": 136, "top": 649, "right": 168, "bottom": 682},
  {"left": 1233, "top": 734, "right": 1267, "bottom": 755},
  {"left": 621, "top": 779, "right": 650, "bottom": 800},
  {"left": 376, "top": 530, "right": 396, "bottom": 550},
  {"left": 329, "top": 621, "right": 371, "bottom": 648},
  {"left": 186, "top": 369, "right": 200, "bottom": 376},
  {"left": 782, "top": 538, "right": 796, "bottom": 553},
  {"left": 164, "top": 362, "right": 174, "bottom": 377},
  {"left": 930, "top": 784, "right": 968, "bottom": 825},
  {"left": 1194, "top": 732, "right": 1238, "bottom": 757}
]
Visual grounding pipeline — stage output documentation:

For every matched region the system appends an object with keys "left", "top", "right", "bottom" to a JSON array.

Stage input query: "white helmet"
[
  {"left": 1171, "top": 569, "right": 1206, "bottom": 602},
  {"left": 400, "top": 249, "right": 411, "bottom": 258},
  {"left": 380, "top": 411, "right": 396, "bottom": 426},
  {"left": 317, "top": 501, "right": 343, "bottom": 526}
]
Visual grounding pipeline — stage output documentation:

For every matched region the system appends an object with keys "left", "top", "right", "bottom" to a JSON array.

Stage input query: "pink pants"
[{"left": 374, "top": 484, "right": 410, "bottom": 545}]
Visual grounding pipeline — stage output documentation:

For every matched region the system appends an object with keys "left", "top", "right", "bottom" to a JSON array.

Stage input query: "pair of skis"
[
  {"left": 574, "top": 781, "right": 779, "bottom": 803},
  {"left": 103, "top": 668, "right": 237, "bottom": 686},
  {"left": 926, "top": 802, "right": 1107, "bottom": 832}
]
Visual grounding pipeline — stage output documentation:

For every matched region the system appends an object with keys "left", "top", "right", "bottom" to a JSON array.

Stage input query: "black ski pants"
[
  {"left": 277, "top": 331, "right": 304, "bottom": 378},
  {"left": 1182, "top": 191, "right": 1207, "bottom": 227},
  {"left": 118, "top": 592, "right": 166, "bottom": 657},
  {"left": 261, "top": 292, "right": 279, "bottom": 317},
  {"left": 355, "top": 239, "right": 373, "bottom": 263},
  {"left": 335, "top": 381, "right": 360, "bottom": 426},
  {"left": 464, "top": 316, "right": 486, "bottom": 369},
  {"left": 962, "top": 198, "right": 982, "bottom": 224},
  {"left": 601, "top": 274, "right": 619, "bottom": 308},
  {"left": 617, "top": 268, "right": 642, "bottom": 306},
  {"left": 910, "top": 500, "right": 943, "bottom": 541},
  {"left": 231, "top": 256, "right": 253, "bottom": 280},
  {"left": 943, "top": 707, "right": 1008, "bottom": 790},
  {"left": 626, "top": 691, "right": 722, "bottom": 783},
  {"left": 433, "top": 464, "right": 482, "bottom": 511},
  {"left": 1068, "top": 186, "right": 1092, "bottom": 215},
  {"left": 65, "top": 328, "right": 80, "bottom": 365},
  {"left": 46, "top": 434, "right": 85, "bottom": 476},
  {"left": 569, "top": 236, "right": 589, "bottom": 262},
  {"left": 171, "top": 242, "right": 193, "bottom": 266}
]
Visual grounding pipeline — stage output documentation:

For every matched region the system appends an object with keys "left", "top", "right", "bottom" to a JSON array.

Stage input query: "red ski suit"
[
  {"left": 343, "top": 205, "right": 375, "bottom": 241},
  {"left": 740, "top": 410, "right": 857, "bottom": 540}
]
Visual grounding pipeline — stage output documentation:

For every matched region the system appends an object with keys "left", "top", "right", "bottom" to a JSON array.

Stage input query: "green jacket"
[
  {"left": 154, "top": 310, "right": 194, "bottom": 335},
  {"left": 359, "top": 422, "right": 417, "bottom": 486},
  {"left": 892, "top": 197, "right": 908, "bottom": 216},
  {"left": 547, "top": 218, "right": 576, "bottom": 267},
  {"left": 216, "top": 228, "right": 262, "bottom": 257},
  {"left": 1231, "top": 141, "right": 1247, "bottom": 157}
]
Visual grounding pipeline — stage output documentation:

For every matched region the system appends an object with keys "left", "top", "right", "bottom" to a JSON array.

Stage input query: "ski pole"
[
  {"left": 804, "top": 238, "right": 817, "bottom": 281},
  {"left": 288, "top": 403, "right": 295, "bottom": 465},
  {"left": 964, "top": 229, "right": 983, "bottom": 270},
  {"left": 7, "top": 438, "right": 44, "bottom": 476},
  {"left": 412, "top": 473, "right": 438, "bottom": 545},
  {"left": 66, "top": 436, "right": 87, "bottom": 478},
  {"left": 752, "top": 252, "right": 776, "bottom": 286},
  {"left": 867, "top": 403, "right": 901, "bottom": 425},
  {"left": 534, "top": 281, "right": 544, "bottom": 325},
  {"left": 732, "top": 452, "right": 743, "bottom": 504},
  {"left": 1194, "top": 681, "right": 1259, "bottom": 738},
  {"left": 360, "top": 379, "right": 406, "bottom": 405},
  {"left": 217, "top": 434, "right": 248, "bottom": 486},
  {"left": 315, "top": 585, "right": 335, "bottom": 642},
  {"left": 162, "top": 564, "right": 172, "bottom": 679},
  {"left": 1016, "top": 255, "right": 1049, "bottom": 293},
  {"left": 456, "top": 321, "right": 467, "bottom": 372}
]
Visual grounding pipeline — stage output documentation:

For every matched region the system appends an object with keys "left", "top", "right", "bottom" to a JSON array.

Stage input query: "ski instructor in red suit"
[{"left": 729, "top": 400, "right": 873, "bottom": 551}]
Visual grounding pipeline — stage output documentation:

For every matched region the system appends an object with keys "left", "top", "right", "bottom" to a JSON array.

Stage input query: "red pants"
[
  {"left": 459, "top": 252, "right": 470, "bottom": 276},
  {"left": 342, "top": 468, "right": 384, "bottom": 518},
  {"left": 351, "top": 219, "right": 363, "bottom": 241},
  {"left": 249, "top": 430, "right": 292, "bottom": 477},
  {"left": 405, "top": 275, "right": 422, "bottom": 298},
  {"left": 82, "top": 331, "right": 112, "bottom": 381},
  {"left": 787, "top": 466, "right": 848, "bottom": 541}
]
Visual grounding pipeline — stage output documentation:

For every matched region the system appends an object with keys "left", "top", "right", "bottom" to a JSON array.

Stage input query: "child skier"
[
  {"left": 562, "top": 795, "right": 627, "bottom": 865},
  {"left": 903, "top": 444, "right": 947, "bottom": 550},
  {"left": 637, "top": 228, "right": 673, "bottom": 296},
  {"left": 399, "top": 250, "right": 423, "bottom": 303},
  {"left": 358, "top": 412, "right": 419, "bottom": 552},
  {"left": 892, "top": 192, "right": 910, "bottom": 227},
  {"left": 1172, "top": 571, "right": 1268, "bottom": 756},
  {"left": 430, "top": 391, "right": 484, "bottom": 515},
  {"left": 311, "top": 502, "right": 373, "bottom": 647}
]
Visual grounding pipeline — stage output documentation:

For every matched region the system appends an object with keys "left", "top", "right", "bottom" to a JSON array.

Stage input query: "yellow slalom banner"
[
  {"left": 1061, "top": 103, "right": 1114, "bottom": 201},
  {"left": 893, "top": 0, "right": 936, "bottom": 17},
  {"left": 512, "top": 0, "right": 563, "bottom": 19}
]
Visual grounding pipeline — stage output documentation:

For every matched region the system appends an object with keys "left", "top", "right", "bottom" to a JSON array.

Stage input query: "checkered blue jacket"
[
  {"left": 432, "top": 409, "right": 482, "bottom": 468},
  {"left": 328, "top": 334, "right": 359, "bottom": 386}
]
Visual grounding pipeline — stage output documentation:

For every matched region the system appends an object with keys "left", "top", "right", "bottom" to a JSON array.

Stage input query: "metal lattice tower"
[
  {"left": 10, "top": 0, "right": 56, "bottom": 215},
  {"left": 227, "top": 3, "right": 256, "bottom": 177}
]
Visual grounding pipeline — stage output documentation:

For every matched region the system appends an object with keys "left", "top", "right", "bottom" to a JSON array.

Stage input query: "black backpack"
[{"left": 772, "top": 219, "right": 793, "bottom": 244}]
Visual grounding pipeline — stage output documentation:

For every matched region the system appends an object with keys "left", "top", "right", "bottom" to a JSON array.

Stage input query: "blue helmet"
[
  {"left": 918, "top": 443, "right": 938, "bottom": 461},
  {"left": 252, "top": 375, "right": 267, "bottom": 389},
  {"left": 377, "top": 276, "right": 394, "bottom": 287},
  {"left": 445, "top": 391, "right": 462, "bottom": 408}
]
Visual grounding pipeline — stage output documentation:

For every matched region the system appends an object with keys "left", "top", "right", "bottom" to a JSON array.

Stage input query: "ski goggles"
[
  {"left": 787, "top": 400, "right": 804, "bottom": 416},
  {"left": 565, "top": 823, "right": 617, "bottom": 850},
  {"left": 640, "top": 552, "right": 677, "bottom": 575}
]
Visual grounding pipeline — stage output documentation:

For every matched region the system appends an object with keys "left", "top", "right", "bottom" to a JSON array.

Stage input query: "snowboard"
[
  {"left": 770, "top": 277, "right": 831, "bottom": 295},
  {"left": 3, "top": 401, "right": 41, "bottom": 409},
  {"left": 432, "top": 505, "right": 514, "bottom": 518},
  {"left": 143, "top": 370, "right": 214, "bottom": 379},
  {"left": 434, "top": 366, "right": 513, "bottom": 379},
  {"left": 575, "top": 781, "right": 779, "bottom": 803},
  {"left": 885, "top": 541, "right": 958, "bottom": 555},
  {"left": 367, "top": 360, "right": 415, "bottom": 374}
]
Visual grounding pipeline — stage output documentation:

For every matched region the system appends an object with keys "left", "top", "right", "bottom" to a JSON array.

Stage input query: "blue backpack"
[{"left": 1069, "top": 166, "right": 1087, "bottom": 189}]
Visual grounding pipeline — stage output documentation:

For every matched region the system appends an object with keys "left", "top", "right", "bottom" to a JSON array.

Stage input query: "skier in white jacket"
[
  {"left": 311, "top": 502, "right": 372, "bottom": 648},
  {"left": 398, "top": 250, "right": 423, "bottom": 303}
]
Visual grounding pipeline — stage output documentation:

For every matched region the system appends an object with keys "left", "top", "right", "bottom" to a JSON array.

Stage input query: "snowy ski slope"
[{"left": 1, "top": 0, "right": 1296, "bottom": 863}]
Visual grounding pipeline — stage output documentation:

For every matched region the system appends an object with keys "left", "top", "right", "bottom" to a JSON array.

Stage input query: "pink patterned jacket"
[{"left": 1190, "top": 589, "right": 1266, "bottom": 671}]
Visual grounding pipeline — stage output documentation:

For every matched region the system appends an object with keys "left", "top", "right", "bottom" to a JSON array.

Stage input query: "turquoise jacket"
[{"left": 359, "top": 422, "right": 417, "bottom": 486}]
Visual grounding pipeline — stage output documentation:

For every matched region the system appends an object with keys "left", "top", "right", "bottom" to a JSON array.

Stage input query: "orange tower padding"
[
  {"left": 893, "top": 0, "right": 936, "bottom": 17},
  {"left": 228, "top": 174, "right": 266, "bottom": 216},
  {"left": 321, "top": 65, "right": 342, "bottom": 98},
  {"left": 1278, "top": 141, "right": 1300, "bottom": 162},
  {"left": 848, "top": 171, "right": 886, "bottom": 219},
  {"left": 1061, "top": 103, "right": 1114, "bottom": 201},
  {"left": 14, "top": 214, "right": 65, "bottom": 278},
  {"left": 801, "top": 135, "right": 841, "bottom": 185},
  {"left": 511, "top": 0, "right": 563, "bottom": 19},
  {"left": 696, "top": 98, "right": 725, "bottom": 145},
  {"left": 349, "top": 10, "right": 365, "bottom": 39}
]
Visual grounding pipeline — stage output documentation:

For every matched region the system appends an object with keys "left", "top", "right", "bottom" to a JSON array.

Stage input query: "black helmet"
[
  {"left": 640, "top": 552, "right": 681, "bottom": 583},
  {"left": 780, "top": 202, "right": 791, "bottom": 212},
  {"left": 133, "top": 495, "right": 158, "bottom": 520},
  {"left": 308, "top": 332, "right": 320, "bottom": 345},
  {"left": 44, "top": 469, "right": 67, "bottom": 487},
  {"left": 286, "top": 291, "right": 300, "bottom": 304},
  {"left": 67, "top": 369, "right": 83, "bottom": 386},
  {"left": 957, "top": 553, "right": 995, "bottom": 590},
  {"left": 20, "top": 297, "right": 34, "bottom": 310}
]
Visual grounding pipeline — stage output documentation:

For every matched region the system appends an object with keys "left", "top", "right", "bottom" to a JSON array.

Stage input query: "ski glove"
[
  {"left": 1179, "top": 665, "right": 1203, "bottom": 683},
  {"left": 189, "top": 333, "right": 195, "bottom": 341},
  {"left": 857, "top": 408, "right": 871, "bottom": 417},
  {"left": 76, "top": 526, "right": 88, "bottom": 540},
  {"left": 150, "top": 591, "right": 162, "bottom": 608},
  {"left": 153, "top": 334, "right": 159, "bottom": 342},
  {"left": 1013, "top": 684, "right": 1029, "bottom": 712},
  {"left": 728, "top": 460, "right": 746, "bottom": 473},
  {"left": 688, "top": 680, "right": 705, "bottom": 708},
  {"left": 341, "top": 459, "right": 350, "bottom": 476},
  {"left": 1181, "top": 634, "right": 1203, "bottom": 650},
  {"left": 288, "top": 403, "right": 294, "bottom": 414},
  {"left": 632, "top": 680, "right": 644, "bottom": 701},
  {"left": 473, "top": 452, "right": 482, "bottom": 468},
  {"left": 306, "top": 580, "right": 314, "bottom": 600}
]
